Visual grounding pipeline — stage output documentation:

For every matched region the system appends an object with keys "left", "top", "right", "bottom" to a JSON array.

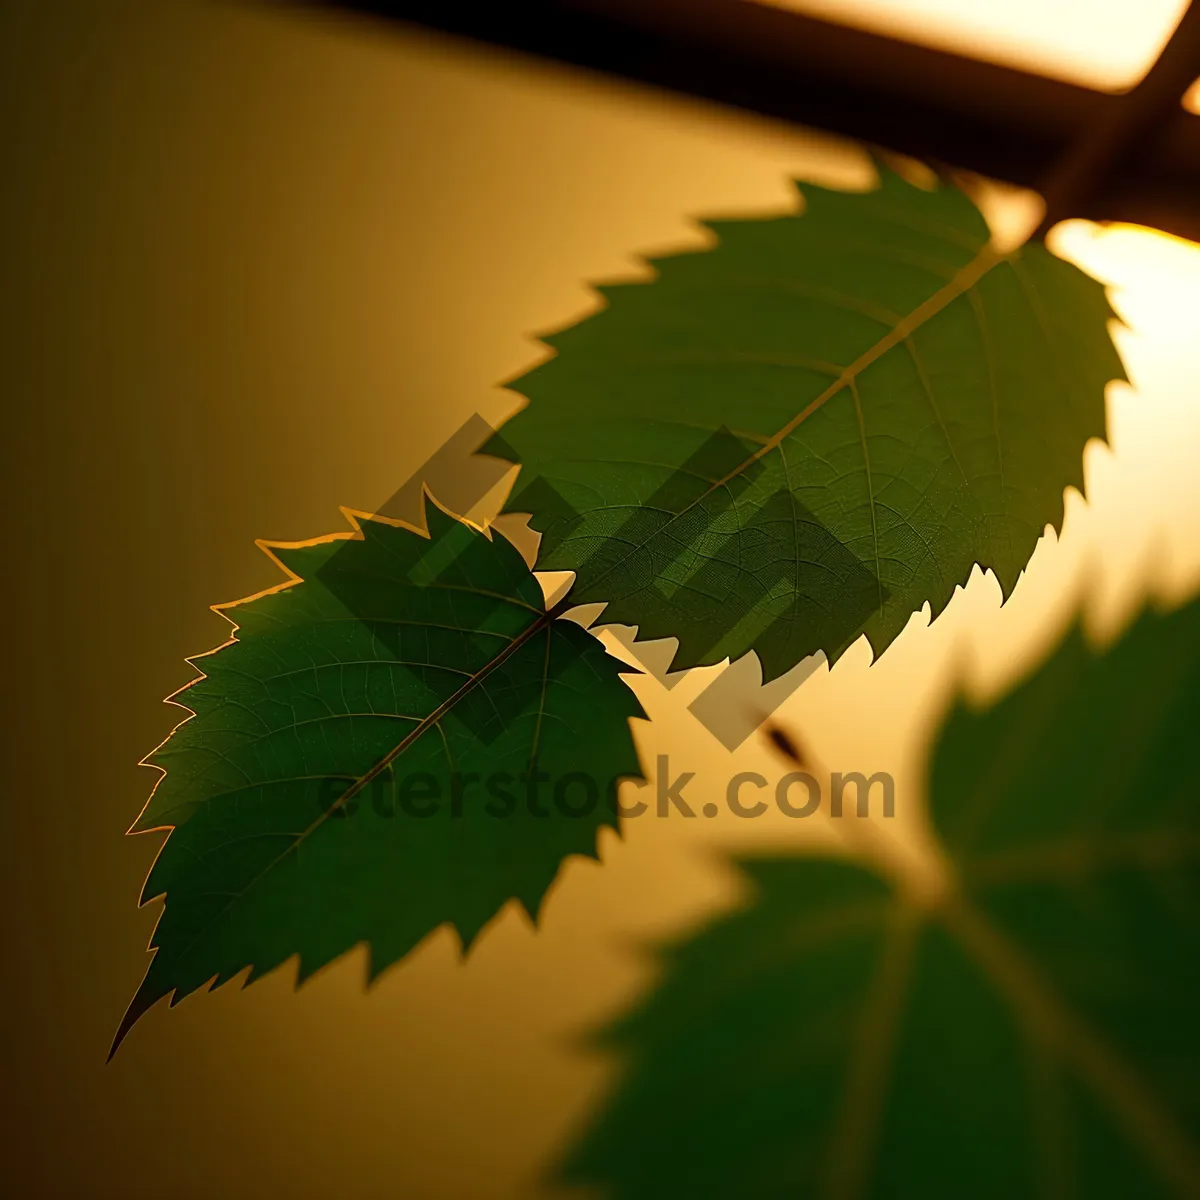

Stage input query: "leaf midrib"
[
  {"left": 155, "top": 593, "right": 569, "bottom": 972},
  {"left": 573, "top": 241, "right": 1009, "bottom": 600}
]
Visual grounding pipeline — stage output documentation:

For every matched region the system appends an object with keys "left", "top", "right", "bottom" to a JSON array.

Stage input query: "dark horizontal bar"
[{"left": 281, "top": 0, "right": 1200, "bottom": 243}]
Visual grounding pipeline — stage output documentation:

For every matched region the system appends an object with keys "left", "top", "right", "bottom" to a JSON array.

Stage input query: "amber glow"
[
  {"left": 3, "top": 1, "right": 1198, "bottom": 1197},
  {"left": 756, "top": 0, "right": 1192, "bottom": 89}
]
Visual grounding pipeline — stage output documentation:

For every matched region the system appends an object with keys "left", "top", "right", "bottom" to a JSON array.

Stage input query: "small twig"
[{"left": 1035, "top": 0, "right": 1200, "bottom": 238}]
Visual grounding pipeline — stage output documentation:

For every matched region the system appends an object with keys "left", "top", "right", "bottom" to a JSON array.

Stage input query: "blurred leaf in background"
[{"left": 562, "top": 593, "right": 1200, "bottom": 1198}]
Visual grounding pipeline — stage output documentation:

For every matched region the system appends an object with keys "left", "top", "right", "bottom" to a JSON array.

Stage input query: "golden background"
[{"left": 1, "top": 1, "right": 1198, "bottom": 1195}]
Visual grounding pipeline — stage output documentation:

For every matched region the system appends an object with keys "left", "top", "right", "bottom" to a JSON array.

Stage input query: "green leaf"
[
  {"left": 486, "top": 167, "right": 1126, "bottom": 678},
  {"left": 114, "top": 500, "right": 644, "bottom": 1055},
  {"left": 560, "top": 597, "right": 1200, "bottom": 1197}
]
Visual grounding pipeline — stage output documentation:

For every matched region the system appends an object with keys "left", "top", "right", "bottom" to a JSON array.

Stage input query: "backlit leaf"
[
  {"left": 114, "top": 500, "right": 644, "bottom": 1054},
  {"left": 487, "top": 167, "right": 1126, "bottom": 678}
]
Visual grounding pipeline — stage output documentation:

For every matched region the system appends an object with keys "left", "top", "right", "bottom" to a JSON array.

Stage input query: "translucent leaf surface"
[
  {"left": 115, "top": 501, "right": 644, "bottom": 1053},
  {"left": 489, "top": 168, "right": 1126, "bottom": 678}
]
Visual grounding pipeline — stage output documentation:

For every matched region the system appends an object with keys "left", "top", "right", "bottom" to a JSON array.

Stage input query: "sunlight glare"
[{"left": 754, "top": 0, "right": 1192, "bottom": 90}]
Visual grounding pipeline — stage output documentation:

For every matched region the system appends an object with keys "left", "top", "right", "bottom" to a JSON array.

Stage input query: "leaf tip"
[{"left": 107, "top": 981, "right": 162, "bottom": 1062}]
